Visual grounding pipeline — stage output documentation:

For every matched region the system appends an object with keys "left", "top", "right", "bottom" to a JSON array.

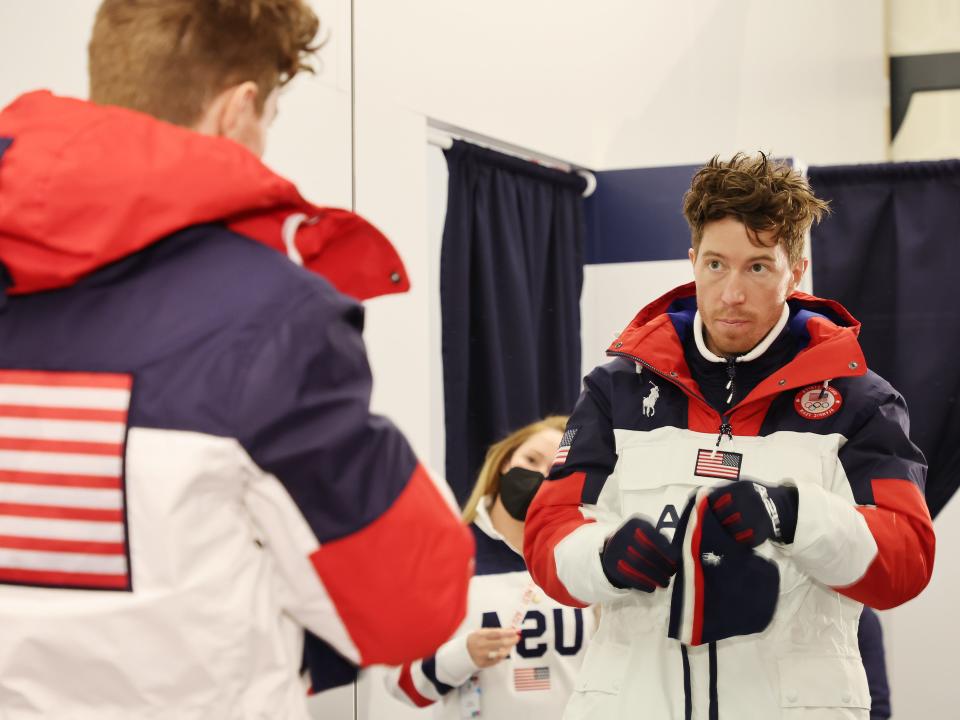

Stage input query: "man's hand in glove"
[
  {"left": 600, "top": 515, "right": 679, "bottom": 591},
  {"left": 708, "top": 479, "right": 799, "bottom": 547}
]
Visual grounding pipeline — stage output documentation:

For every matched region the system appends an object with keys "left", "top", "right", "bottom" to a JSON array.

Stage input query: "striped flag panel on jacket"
[{"left": 0, "top": 370, "right": 132, "bottom": 591}]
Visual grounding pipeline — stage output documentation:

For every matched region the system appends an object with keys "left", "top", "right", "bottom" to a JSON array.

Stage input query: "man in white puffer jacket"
[{"left": 524, "top": 153, "right": 935, "bottom": 720}]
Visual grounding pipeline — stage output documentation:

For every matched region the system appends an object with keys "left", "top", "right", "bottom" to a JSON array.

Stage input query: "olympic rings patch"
[{"left": 794, "top": 384, "right": 843, "bottom": 420}]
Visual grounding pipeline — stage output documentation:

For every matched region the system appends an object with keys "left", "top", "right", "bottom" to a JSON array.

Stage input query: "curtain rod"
[{"left": 427, "top": 123, "right": 597, "bottom": 198}]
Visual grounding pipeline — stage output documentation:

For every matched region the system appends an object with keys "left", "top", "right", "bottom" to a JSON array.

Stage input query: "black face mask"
[{"left": 498, "top": 466, "right": 545, "bottom": 521}]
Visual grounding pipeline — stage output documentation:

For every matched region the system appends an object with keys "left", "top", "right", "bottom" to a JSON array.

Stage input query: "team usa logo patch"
[
  {"left": 0, "top": 369, "right": 133, "bottom": 592},
  {"left": 794, "top": 384, "right": 843, "bottom": 420},
  {"left": 694, "top": 449, "right": 742, "bottom": 480}
]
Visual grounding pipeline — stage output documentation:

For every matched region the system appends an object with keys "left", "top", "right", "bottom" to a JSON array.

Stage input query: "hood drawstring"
[{"left": 713, "top": 359, "right": 738, "bottom": 447}]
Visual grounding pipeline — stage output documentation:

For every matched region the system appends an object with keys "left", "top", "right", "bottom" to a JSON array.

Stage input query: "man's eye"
[
  {"left": 708, "top": 260, "right": 722, "bottom": 270},
  {"left": 751, "top": 263, "right": 766, "bottom": 273}
]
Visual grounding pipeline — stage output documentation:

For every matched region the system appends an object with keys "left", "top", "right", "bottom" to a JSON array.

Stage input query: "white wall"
[
  {"left": 354, "top": 0, "right": 888, "bottom": 171},
  {"left": 0, "top": 2, "right": 101, "bottom": 107},
  {"left": 882, "top": 495, "right": 960, "bottom": 717},
  {"left": 593, "top": 1, "right": 888, "bottom": 169},
  {"left": 580, "top": 260, "right": 692, "bottom": 374}
]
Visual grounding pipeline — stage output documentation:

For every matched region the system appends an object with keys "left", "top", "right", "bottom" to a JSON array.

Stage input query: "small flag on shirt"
[
  {"left": 0, "top": 369, "right": 133, "bottom": 591},
  {"left": 514, "top": 666, "right": 551, "bottom": 692},
  {"left": 551, "top": 427, "right": 579, "bottom": 468},
  {"left": 694, "top": 449, "right": 742, "bottom": 480}
]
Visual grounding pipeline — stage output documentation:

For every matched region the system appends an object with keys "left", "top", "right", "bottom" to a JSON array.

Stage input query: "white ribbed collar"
[
  {"left": 693, "top": 303, "right": 790, "bottom": 363},
  {"left": 474, "top": 495, "right": 523, "bottom": 557}
]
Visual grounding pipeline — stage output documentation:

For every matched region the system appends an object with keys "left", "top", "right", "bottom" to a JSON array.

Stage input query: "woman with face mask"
[{"left": 387, "top": 416, "right": 596, "bottom": 719}]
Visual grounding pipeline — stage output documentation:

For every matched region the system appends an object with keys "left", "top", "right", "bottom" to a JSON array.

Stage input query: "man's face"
[{"left": 689, "top": 216, "right": 806, "bottom": 357}]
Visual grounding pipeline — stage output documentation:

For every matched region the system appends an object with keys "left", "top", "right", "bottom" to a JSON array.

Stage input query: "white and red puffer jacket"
[{"left": 525, "top": 283, "right": 934, "bottom": 720}]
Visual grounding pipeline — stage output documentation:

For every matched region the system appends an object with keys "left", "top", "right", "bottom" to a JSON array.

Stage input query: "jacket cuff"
[
  {"left": 434, "top": 634, "right": 479, "bottom": 688},
  {"left": 778, "top": 483, "right": 877, "bottom": 587},
  {"left": 556, "top": 521, "right": 634, "bottom": 604}
]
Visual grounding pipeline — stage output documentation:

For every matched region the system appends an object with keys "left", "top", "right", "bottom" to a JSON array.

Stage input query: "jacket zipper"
[{"left": 613, "top": 349, "right": 727, "bottom": 716}]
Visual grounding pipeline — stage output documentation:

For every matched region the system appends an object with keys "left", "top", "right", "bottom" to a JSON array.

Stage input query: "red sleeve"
[
  {"left": 836, "top": 478, "right": 935, "bottom": 609},
  {"left": 834, "top": 389, "right": 935, "bottom": 609},
  {"left": 524, "top": 471, "right": 592, "bottom": 608},
  {"left": 310, "top": 464, "right": 475, "bottom": 665}
]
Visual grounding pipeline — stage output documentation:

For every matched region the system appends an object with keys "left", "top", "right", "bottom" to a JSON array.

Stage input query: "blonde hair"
[
  {"left": 88, "top": 0, "right": 321, "bottom": 127},
  {"left": 461, "top": 416, "right": 567, "bottom": 524}
]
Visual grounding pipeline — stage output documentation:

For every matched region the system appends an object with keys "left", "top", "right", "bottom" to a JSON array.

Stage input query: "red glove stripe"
[
  {"left": 712, "top": 493, "right": 733, "bottom": 511},
  {"left": 626, "top": 544, "right": 662, "bottom": 572},
  {"left": 617, "top": 559, "right": 658, "bottom": 588},
  {"left": 633, "top": 527, "right": 677, "bottom": 567},
  {"left": 734, "top": 529, "right": 754, "bottom": 543},
  {"left": 721, "top": 512, "right": 742, "bottom": 527}
]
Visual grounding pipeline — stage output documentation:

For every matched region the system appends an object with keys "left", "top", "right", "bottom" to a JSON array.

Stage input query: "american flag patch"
[
  {"left": 551, "top": 427, "right": 579, "bottom": 468},
  {"left": 514, "top": 666, "right": 551, "bottom": 692},
  {"left": 0, "top": 370, "right": 132, "bottom": 591},
  {"left": 694, "top": 449, "right": 742, "bottom": 480}
]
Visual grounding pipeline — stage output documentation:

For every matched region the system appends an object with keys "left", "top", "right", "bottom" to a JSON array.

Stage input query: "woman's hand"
[{"left": 466, "top": 628, "right": 520, "bottom": 668}]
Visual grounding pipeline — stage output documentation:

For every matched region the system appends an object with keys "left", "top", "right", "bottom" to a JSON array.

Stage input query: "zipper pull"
[
  {"left": 725, "top": 359, "right": 736, "bottom": 404},
  {"left": 716, "top": 418, "right": 734, "bottom": 446}
]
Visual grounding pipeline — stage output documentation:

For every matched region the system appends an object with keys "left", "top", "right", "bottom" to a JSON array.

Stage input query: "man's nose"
[{"left": 719, "top": 273, "right": 746, "bottom": 305}]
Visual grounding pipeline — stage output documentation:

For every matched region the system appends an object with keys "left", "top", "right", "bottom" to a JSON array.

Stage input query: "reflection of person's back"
[
  {"left": 386, "top": 417, "right": 595, "bottom": 719},
  {"left": 0, "top": 2, "right": 473, "bottom": 717}
]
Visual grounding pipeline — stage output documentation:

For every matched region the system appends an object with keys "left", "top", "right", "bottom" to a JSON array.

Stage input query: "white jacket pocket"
[{"left": 777, "top": 654, "right": 870, "bottom": 709}]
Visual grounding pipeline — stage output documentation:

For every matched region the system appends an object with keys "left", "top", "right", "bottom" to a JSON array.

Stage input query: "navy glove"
[
  {"left": 600, "top": 515, "right": 679, "bottom": 592},
  {"left": 708, "top": 479, "right": 799, "bottom": 547}
]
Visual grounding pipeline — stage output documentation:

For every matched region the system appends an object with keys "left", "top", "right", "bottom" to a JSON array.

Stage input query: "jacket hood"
[
  {"left": 607, "top": 281, "right": 867, "bottom": 396},
  {"left": 615, "top": 281, "right": 861, "bottom": 339},
  {"left": 0, "top": 91, "right": 409, "bottom": 301}
]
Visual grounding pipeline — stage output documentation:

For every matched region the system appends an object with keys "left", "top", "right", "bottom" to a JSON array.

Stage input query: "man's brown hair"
[
  {"left": 682, "top": 152, "right": 830, "bottom": 264},
  {"left": 89, "top": 0, "right": 320, "bottom": 127}
]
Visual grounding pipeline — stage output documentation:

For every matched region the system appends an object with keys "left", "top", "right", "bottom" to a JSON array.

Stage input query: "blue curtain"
[
  {"left": 808, "top": 160, "right": 960, "bottom": 517},
  {"left": 441, "top": 140, "right": 586, "bottom": 504}
]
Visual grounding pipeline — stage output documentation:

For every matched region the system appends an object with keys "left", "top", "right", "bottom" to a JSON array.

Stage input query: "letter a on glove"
[{"left": 601, "top": 515, "right": 679, "bottom": 591}]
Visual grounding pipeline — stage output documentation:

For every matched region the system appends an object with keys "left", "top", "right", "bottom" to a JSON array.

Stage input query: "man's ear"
[
  {"left": 792, "top": 258, "right": 809, "bottom": 290},
  {"left": 218, "top": 81, "right": 259, "bottom": 137},
  {"left": 191, "top": 81, "right": 259, "bottom": 139},
  {"left": 688, "top": 247, "right": 696, "bottom": 269}
]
